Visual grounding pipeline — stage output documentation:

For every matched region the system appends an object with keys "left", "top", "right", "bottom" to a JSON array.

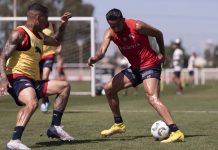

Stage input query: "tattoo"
[
  {"left": 54, "top": 23, "right": 66, "bottom": 42},
  {"left": 54, "top": 94, "right": 68, "bottom": 112},
  {"left": 0, "top": 31, "right": 23, "bottom": 78},
  {"left": 25, "top": 23, "right": 34, "bottom": 29}
]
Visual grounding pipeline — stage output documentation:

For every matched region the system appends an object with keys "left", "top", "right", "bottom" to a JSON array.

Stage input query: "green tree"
[{"left": 0, "top": 0, "right": 94, "bottom": 63}]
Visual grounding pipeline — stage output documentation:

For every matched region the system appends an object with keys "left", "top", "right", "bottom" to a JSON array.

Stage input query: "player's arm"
[
  {"left": 43, "top": 12, "right": 72, "bottom": 46},
  {"left": 88, "top": 28, "right": 112, "bottom": 66},
  {"left": 0, "top": 30, "right": 23, "bottom": 95},
  {"left": 136, "top": 20, "right": 165, "bottom": 62}
]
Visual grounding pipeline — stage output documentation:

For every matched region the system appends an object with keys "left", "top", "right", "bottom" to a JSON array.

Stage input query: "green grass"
[{"left": 1, "top": 82, "right": 218, "bottom": 150}]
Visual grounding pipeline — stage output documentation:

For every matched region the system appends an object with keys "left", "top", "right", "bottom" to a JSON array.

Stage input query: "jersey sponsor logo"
[{"left": 120, "top": 43, "right": 141, "bottom": 50}]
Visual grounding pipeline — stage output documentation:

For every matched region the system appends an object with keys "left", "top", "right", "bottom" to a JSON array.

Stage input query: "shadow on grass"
[
  {"left": 31, "top": 135, "right": 149, "bottom": 148},
  {"left": 42, "top": 110, "right": 99, "bottom": 114},
  {"left": 184, "top": 134, "right": 208, "bottom": 138}
]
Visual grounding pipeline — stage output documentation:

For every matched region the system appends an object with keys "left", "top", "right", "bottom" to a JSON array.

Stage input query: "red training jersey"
[{"left": 111, "top": 19, "right": 161, "bottom": 70}]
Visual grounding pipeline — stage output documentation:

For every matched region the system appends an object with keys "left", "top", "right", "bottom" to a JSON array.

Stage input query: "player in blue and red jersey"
[{"left": 88, "top": 8, "right": 184, "bottom": 143}]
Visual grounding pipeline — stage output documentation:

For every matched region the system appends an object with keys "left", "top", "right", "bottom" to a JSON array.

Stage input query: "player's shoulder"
[
  {"left": 105, "top": 27, "right": 114, "bottom": 38},
  {"left": 9, "top": 28, "right": 25, "bottom": 43}
]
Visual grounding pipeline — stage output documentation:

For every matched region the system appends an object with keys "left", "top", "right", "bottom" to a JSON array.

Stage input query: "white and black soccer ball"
[{"left": 151, "top": 120, "right": 169, "bottom": 140}]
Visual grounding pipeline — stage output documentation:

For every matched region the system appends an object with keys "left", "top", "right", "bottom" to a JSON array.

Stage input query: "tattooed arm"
[
  {"left": 0, "top": 30, "right": 23, "bottom": 96},
  {"left": 43, "top": 12, "right": 72, "bottom": 46}
]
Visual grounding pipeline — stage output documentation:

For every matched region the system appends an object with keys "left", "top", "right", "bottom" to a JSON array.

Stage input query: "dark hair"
[
  {"left": 28, "top": 2, "right": 48, "bottom": 14},
  {"left": 106, "top": 8, "right": 123, "bottom": 20}
]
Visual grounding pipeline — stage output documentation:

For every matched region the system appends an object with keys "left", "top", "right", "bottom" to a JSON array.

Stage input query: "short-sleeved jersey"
[
  {"left": 6, "top": 26, "right": 44, "bottom": 80},
  {"left": 110, "top": 19, "right": 161, "bottom": 70},
  {"left": 172, "top": 48, "right": 184, "bottom": 71},
  {"left": 188, "top": 55, "right": 195, "bottom": 71},
  {"left": 41, "top": 22, "right": 56, "bottom": 60}
]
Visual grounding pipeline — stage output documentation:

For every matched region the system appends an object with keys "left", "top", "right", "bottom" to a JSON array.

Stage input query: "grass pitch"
[{"left": 1, "top": 82, "right": 218, "bottom": 150}]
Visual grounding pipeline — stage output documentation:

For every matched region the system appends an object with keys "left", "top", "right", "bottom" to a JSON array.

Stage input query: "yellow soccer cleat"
[
  {"left": 161, "top": 130, "right": 184, "bottom": 143},
  {"left": 101, "top": 123, "right": 126, "bottom": 137}
]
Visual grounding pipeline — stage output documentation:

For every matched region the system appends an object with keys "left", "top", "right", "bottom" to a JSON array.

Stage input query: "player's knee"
[
  {"left": 26, "top": 101, "right": 38, "bottom": 111},
  {"left": 147, "top": 94, "right": 161, "bottom": 106},
  {"left": 103, "top": 82, "right": 113, "bottom": 95},
  {"left": 62, "top": 81, "right": 71, "bottom": 92}
]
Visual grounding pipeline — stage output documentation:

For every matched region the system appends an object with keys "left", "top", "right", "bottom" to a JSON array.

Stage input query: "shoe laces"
[{"left": 55, "top": 126, "right": 71, "bottom": 137}]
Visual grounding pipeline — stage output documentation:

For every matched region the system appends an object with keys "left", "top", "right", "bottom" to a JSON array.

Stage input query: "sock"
[
  {"left": 168, "top": 124, "right": 179, "bottom": 133},
  {"left": 114, "top": 116, "right": 123, "bottom": 123},
  {"left": 12, "top": 126, "right": 25, "bottom": 140},
  {"left": 43, "top": 97, "right": 49, "bottom": 103},
  {"left": 51, "top": 110, "right": 63, "bottom": 126}
]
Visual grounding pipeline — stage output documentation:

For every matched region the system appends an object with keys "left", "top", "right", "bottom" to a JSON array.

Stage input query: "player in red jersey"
[{"left": 88, "top": 8, "right": 184, "bottom": 143}]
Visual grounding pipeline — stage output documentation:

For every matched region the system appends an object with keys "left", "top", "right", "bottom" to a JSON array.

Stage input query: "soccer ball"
[{"left": 151, "top": 120, "right": 169, "bottom": 140}]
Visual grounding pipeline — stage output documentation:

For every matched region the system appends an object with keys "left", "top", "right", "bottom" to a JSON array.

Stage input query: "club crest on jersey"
[
  {"left": 35, "top": 46, "right": 42, "bottom": 54},
  {"left": 128, "top": 34, "right": 135, "bottom": 40}
]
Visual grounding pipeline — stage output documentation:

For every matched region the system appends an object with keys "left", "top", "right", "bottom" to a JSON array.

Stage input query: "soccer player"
[
  {"left": 172, "top": 38, "right": 184, "bottom": 95},
  {"left": 0, "top": 3, "right": 73, "bottom": 150},
  {"left": 187, "top": 52, "right": 197, "bottom": 86},
  {"left": 39, "top": 21, "right": 58, "bottom": 112},
  {"left": 56, "top": 50, "right": 67, "bottom": 81},
  {"left": 88, "top": 8, "right": 184, "bottom": 143}
]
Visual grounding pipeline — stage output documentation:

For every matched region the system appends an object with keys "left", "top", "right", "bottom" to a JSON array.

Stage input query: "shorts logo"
[
  {"left": 142, "top": 70, "right": 154, "bottom": 78},
  {"left": 25, "top": 83, "right": 31, "bottom": 86},
  {"left": 146, "top": 75, "right": 151, "bottom": 79}
]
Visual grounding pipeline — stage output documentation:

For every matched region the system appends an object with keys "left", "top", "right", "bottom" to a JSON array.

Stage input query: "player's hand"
[
  {"left": 87, "top": 57, "right": 96, "bottom": 67},
  {"left": 158, "top": 54, "right": 165, "bottom": 64},
  {"left": 60, "top": 12, "right": 72, "bottom": 24},
  {"left": 0, "top": 77, "right": 11, "bottom": 96}
]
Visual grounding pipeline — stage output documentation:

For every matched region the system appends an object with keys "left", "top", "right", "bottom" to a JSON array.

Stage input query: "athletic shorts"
[
  {"left": 7, "top": 76, "right": 48, "bottom": 106},
  {"left": 122, "top": 64, "right": 161, "bottom": 87},
  {"left": 189, "top": 70, "right": 194, "bottom": 76},
  {"left": 59, "top": 71, "right": 65, "bottom": 76},
  {"left": 173, "top": 71, "right": 181, "bottom": 78},
  {"left": 39, "top": 58, "right": 55, "bottom": 73}
]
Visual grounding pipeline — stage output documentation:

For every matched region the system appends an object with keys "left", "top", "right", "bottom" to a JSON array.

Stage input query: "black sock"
[
  {"left": 51, "top": 110, "right": 63, "bottom": 126},
  {"left": 12, "top": 126, "right": 25, "bottom": 140},
  {"left": 168, "top": 124, "right": 179, "bottom": 133},
  {"left": 114, "top": 116, "right": 123, "bottom": 123},
  {"left": 43, "top": 97, "right": 49, "bottom": 103}
]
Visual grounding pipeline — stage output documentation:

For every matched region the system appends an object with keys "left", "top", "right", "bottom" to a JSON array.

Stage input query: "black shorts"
[
  {"left": 174, "top": 71, "right": 181, "bottom": 78},
  {"left": 189, "top": 70, "right": 194, "bottom": 76},
  {"left": 39, "top": 58, "right": 55, "bottom": 73},
  {"left": 122, "top": 64, "right": 161, "bottom": 87},
  {"left": 7, "top": 76, "right": 48, "bottom": 106}
]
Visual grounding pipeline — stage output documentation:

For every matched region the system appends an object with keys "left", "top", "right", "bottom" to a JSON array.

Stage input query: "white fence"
[{"left": 164, "top": 68, "right": 218, "bottom": 85}]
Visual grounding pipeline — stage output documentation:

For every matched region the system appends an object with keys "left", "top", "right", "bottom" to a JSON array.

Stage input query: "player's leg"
[
  {"left": 6, "top": 87, "right": 38, "bottom": 150},
  {"left": 40, "top": 67, "right": 51, "bottom": 112},
  {"left": 188, "top": 71, "right": 194, "bottom": 86},
  {"left": 101, "top": 71, "right": 133, "bottom": 137},
  {"left": 143, "top": 78, "right": 174, "bottom": 124},
  {"left": 173, "top": 71, "right": 183, "bottom": 95},
  {"left": 39, "top": 58, "right": 54, "bottom": 112},
  {"left": 142, "top": 78, "right": 184, "bottom": 143},
  {"left": 45, "top": 80, "right": 74, "bottom": 141}
]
